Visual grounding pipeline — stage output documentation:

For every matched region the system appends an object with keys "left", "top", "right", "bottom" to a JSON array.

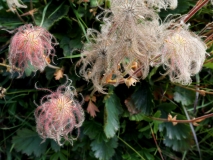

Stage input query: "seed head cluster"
[
  {"left": 78, "top": 0, "right": 206, "bottom": 92},
  {"left": 79, "top": 0, "right": 164, "bottom": 92},
  {"left": 4, "top": 0, "right": 208, "bottom": 146},
  {"left": 8, "top": 24, "right": 57, "bottom": 76},
  {"left": 34, "top": 80, "right": 84, "bottom": 146}
]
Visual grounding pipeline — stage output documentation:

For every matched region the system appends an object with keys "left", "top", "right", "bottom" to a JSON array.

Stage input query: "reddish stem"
[{"left": 184, "top": 0, "right": 210, "bottom": 23}]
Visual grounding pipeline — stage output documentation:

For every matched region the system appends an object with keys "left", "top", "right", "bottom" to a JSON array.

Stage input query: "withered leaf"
[{"left": 87, "top": 100, "right": 100, "bottom": 118}]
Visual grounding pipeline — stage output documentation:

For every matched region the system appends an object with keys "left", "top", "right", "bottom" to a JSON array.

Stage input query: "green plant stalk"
[
  {"left": 117, "top": 136, "right": 146, "bottom": 160},
  {"left": 184, "top": 0, "right": 210, "bottom": 23},
  {"left": 48, "top": 1, "right": 65, "bottom": 19},
  {"left": 69, "top": 1, "right": 89, "bottom": 42},
  {"left": 40, "top": 0, "right": 52, "bottom": 27},
  {"left": 57, "top": 54, "right": 82, "bottom": 59}
]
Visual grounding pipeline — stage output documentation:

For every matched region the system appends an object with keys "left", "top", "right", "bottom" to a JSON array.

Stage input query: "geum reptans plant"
[
  {"left": 8, "top": 24, "right": 58, "bottom": 76},
  {"left": 34, "top": 77, "right": 85, "bottom": 146}
]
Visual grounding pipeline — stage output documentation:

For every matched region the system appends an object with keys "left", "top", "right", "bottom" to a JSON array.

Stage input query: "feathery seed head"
[
  {"left": 79, "top": 30, "right": 112, "bottom": 93},
  {"left": 8, "top": 24, "right": 57, "bottom": 76},
  {"left": 34, "top": 79, "right": 84, "bottom": 146},
  {"left": 161, "top": 27, "right": 206, "bottom": 84}
]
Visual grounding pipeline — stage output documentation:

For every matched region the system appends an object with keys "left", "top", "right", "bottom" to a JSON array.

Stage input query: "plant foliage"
[{"left": 1, "top": 0, "right": 213, "bottom": 159}]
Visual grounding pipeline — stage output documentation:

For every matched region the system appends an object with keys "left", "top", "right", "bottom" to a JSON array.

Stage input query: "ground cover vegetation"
[{"left": 1, "top": 0, "right": 213, "bottom": 159}]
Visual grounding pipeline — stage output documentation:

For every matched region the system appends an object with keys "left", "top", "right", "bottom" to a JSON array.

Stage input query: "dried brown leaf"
[
  {"left": 124, "top": 77, "right": 138, "bottom": 88},
  {"left": 54, "top": 68, "right": 64, "bottom": 80},
  {"left": 84, "top": 95, "right": 96, "bottom": 102},
  {"left": 124, "top": 97, "right": 140, "bottom": 115},
  {"left": 168, "top": 113, "right": 177, "bottom": 126},
  {"left": 87, "top": 100, "right": 100, "bottom": 118}
]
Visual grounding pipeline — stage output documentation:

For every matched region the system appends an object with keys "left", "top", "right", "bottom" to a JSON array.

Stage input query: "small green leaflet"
[
  {"left": 83, "top": 121, "right": 107, "bottom": 142},
  {"left": 158, "top": 106, "right": 191, "bottom": 151},
  {"left": 173, "top": 86, "right": 195, "bottom": 106},
  {"left": 104, "top": 91, "right": 122, "bottom": 138},
  {"left": 91, "top": 137, "right": 118, "bottom": 160},
  {"left": 163, "top": 137, "right": 191, "bottom": 151},
  {"left": 131, "top": 83, "right": 154, "bottom": 115},
  {"left": 50, "top": 150, "right": 68, "bottom": 160},
  {"left": 12, "top": 128, "right": 60, "bottom": 157},
  {"left": 83, "top": 121, "right": 118, "bottom": 160},
  {"left": 12, "top": 128, "right": 48, "bottom": 157}
]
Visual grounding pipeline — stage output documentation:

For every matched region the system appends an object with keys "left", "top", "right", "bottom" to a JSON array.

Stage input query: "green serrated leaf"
[
  {"left": 104, "top": 92, "right": 122, "bottom": 138},
  {"left": 163, "top": 136, "right": 191, "bottom": 151},
  {"left": 83, "top": 121, "right": 107, "bottom": 142},
  {"left": 131, "top": 83, "right": 154, "bottom": 115},
  {"left": 159, "top": 122, "right": 189, "bottom": 140},
  {"left": 50, "top": 139, "right": 60, "bottom": 152},
  {"left": 70, "top": 36, "right": 83, "bottom": 50},
  {"left": 159, "top": 107, "right": 190, "bottom": 140},
  {"left": 173, "top": 86, "right": 195, "bottom": 106},
  {"left": 50, "top": 150, "right": 68, "bottom": 160},
  {"left": 60, "top": 36, "right": 72, "bottom": 57},
  {"left": 12, "top": 128, "right": 48, "bottom": 157},
  {"left": 91, "top": 137, "right": 118, "bottom": 160}
]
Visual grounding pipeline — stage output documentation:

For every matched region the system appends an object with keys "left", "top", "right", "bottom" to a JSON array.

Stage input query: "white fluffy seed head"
[{"left": 161, "top": 27, "right": 206, "bottom": 85}]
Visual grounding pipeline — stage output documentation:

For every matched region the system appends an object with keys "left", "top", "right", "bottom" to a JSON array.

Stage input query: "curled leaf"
[{"left": 124, "top": 77, "right": 138, "bottom": 88}]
